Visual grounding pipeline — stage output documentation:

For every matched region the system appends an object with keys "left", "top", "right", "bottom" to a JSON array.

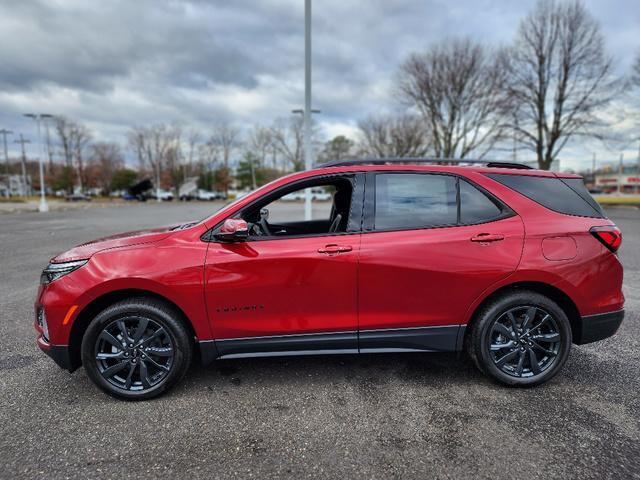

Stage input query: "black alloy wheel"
[
  {"left": 466, "top": 290, "right": 572, "bottom": 387},
  {"left": 82, "top": 298, "right": 192, "bottom": 400},
  {"left": 95, "top": 317, "right": 174, "bottom": 391},
  {"left": 488, "top": 306, "right": 561, "bottom": 378}
]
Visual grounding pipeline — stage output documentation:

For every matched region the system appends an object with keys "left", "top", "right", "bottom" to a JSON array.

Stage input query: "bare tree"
[
  {"left": 504, "top": 0, "right": 617, "bottom": 170},
  {"left": 185, "top": 130, "right": 200, "bottom": 178},
  {"left": 127, "top": 124, "right": 181, "bottom": 193},
  {"left": 54, "top": 117, "right": 91, "bottom": 192},
  {"left": 210, "top": 124, "right": 240, "bottom": 169},
  {"left": 358, "top": 114, "right": 431, "bottom": 158},
  {"left": 248, "top": 125, "right": 272, "bottom": 166},
  {"left": 208, "top": 124, "right": 240, "bottom": 196},
  {"left": 398, "top": 38, "right": 507, "bottom": 159},
  {"left": 55, "top": 116, "right": 74, "bottom": 169},
  {"left": 270, "top": 116, "right": 309, "bottom": 171},
  {"left": 89, "top": 142, "right": 124, "bottom": 194},
  {"left": 71, "top": 123, "right": 92, "bottom": 191},
  {"left": 197, "top": 142, "right": 219, "bottom": 171}
]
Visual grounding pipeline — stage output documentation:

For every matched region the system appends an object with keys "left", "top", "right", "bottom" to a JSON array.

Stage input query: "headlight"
[{"left": 40, "top": 259, "right": 88, "bottom": 285}]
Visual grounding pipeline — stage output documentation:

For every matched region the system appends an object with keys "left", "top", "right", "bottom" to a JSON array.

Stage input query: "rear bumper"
[
  {"left": 37, "top": 335, "right": 74, "bottom": 372},
  {"left": 574, "top": 309, "right": 625, "bottom": 345}
]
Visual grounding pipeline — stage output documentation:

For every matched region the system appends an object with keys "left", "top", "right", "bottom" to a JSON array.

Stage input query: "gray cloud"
[{"left": 0, "top": 0, "right": 638, "bottom": 169}]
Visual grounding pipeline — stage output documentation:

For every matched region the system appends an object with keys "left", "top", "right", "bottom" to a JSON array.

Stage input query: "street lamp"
[
  {"left": 0, "top": 128, "right": 13, "bottom": 175},
  {"left": 23, "top": 113, "right": 53, "bottom": 212}
]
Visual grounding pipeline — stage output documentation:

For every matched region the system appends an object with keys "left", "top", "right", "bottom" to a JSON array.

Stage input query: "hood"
[{"left": 51, "top": 224, "right": 181, "bottom": 263}]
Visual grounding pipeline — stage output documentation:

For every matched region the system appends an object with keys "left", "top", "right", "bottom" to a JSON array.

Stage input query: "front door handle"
[
  {"left": 470, "top": 233, "right": 505, "bottom": 243},
  {"left": 318, "top": 244, "right": 353, "bottom": 254}
]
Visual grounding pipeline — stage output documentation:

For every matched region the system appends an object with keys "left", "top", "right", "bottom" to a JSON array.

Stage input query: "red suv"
[{"left": 35, "top": 160, "right": 624, "bottom": 399}]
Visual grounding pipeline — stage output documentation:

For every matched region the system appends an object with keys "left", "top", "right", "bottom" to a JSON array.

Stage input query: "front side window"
[
  {"left": 240, "top": 177, "right": 354, "bottom": 238},
  {"left": 374, "top": 173, "right": 457, "bottom": 230}
]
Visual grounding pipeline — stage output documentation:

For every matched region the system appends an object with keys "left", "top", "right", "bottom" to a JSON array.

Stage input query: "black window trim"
[
  {"left": 202, "top": 172, "right": 366, "bottom": 243},
  {"left": 362, "top": 171, "right": 515, "bottom": 233}
]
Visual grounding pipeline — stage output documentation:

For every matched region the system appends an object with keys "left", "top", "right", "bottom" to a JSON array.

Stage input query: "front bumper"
[
  {"left": 574, "top": 309, "right": 625, "bottom": 345},
  {"left": 37, "top": 335, "right": 74, "bottom": 372}
]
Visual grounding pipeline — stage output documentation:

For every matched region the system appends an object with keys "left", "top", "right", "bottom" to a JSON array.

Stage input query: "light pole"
[
  {"left": 303, "top": 0, "right": 313, "bottom": 220},
  {"left": 618, "top": 152, "right": 624, "bottom": 195},
  {"left": 15, "top": 134, "right": 31, "bottom": 196},
  {"left": 0, "top": 128, "right": 13, "bottom": 175},
  {"left": 24, "top": 114, "right": 53, "bottom": 212},
  {"left": 292, "top": 106, "right": 321, "bottom": 218},
  {"left": 155, "top": 160, "right": 161, "bottom": 203}
]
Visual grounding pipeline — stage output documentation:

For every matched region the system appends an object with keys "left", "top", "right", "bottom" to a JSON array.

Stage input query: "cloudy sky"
[{"left": 0, "top": 0, "right": 638, "bottom": 170}]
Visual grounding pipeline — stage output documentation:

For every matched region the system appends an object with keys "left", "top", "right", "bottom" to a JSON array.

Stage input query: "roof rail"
[{"left": 317, "top": 157, "right": 533, "bottom": 170}]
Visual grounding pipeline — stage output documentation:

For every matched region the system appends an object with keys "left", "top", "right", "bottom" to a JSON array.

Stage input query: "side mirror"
[{"left": 214, "top": 218, "right": 249, "bottom": 242}]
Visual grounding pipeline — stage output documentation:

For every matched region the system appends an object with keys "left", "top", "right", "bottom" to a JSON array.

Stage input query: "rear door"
[{"left": 358, "top": 172, "right": 525, "bottom": 352}]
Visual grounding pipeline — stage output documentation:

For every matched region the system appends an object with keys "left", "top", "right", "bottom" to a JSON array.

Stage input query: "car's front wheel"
[
  {"left": 81, "top": 298, "right": 192, "bottom": 400},
  {"left": 466, "top": 290, "right": 572, "bottom": 387}
]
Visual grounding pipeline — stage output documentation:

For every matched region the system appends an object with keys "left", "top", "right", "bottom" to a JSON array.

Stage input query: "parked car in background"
[
  {"left": 35, "top": 159, "right": 624, "bottom": 400},
  {"left": 65, "top": 193, "right": 92, "bottom": 202},
  {"left": 126, "top": 179, "right": 153, "bottom": 201},
  {"left": 196, "top": 189, "right": 220, "bottom": 201},
  {"left": 150, "top": 189, "right": 174, "bottom": 201},
  {"left": 281, "top": 187, "right": 331, "bottom": 201}
]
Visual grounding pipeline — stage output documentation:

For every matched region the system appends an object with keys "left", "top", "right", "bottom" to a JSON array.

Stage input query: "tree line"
[{"left": 6, "top": 0, "right": 640, "bottom": 196}]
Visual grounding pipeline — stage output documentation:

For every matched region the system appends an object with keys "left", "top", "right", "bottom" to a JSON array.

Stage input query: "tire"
[
  {"left": 466, "top": 290, "right": 572, "bottom": 387},
  {"left": 81, "top": 297, "right": 193, "bottom": 400}
]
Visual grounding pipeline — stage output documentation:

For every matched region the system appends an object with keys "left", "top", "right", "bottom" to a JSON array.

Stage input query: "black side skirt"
[{"left": 199, "top": 325, "right": 463, "bottom": 364}]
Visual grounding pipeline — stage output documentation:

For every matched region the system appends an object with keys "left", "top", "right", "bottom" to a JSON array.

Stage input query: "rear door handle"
[
  {"left": 318, "top": 244, "right": 353, "bottom": 254},
  {"left": 470, "top": 233, "right": 505, "bottom": 243}
]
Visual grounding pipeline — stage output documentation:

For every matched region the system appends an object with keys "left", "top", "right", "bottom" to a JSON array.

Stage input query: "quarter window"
[
  {"left": 486, "top": 173, "right": 604, "bottom": 218},
  {"left": 459, "top": 179, "right": 502, "bottom": 224},
  {"left": 374, "top": 173, "right": 457, "bottom": 230}
]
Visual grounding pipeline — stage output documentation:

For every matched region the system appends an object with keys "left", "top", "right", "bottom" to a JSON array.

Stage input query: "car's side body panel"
[
  {"left": 357, "top": 215, "right": 526, "bottom": 330},
  {"left": 203, "top": 234, "right": 361, "bottom": 340},
  {"left": 36, "top": 225, "right": 212, "bottom": 345}
]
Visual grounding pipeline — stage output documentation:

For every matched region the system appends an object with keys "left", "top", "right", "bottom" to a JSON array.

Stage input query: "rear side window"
[
  {"left": 374, "top": 173, "right": 457, "bottom": 229},
  {"left": 561, "top": 178, "right": 605, "bottom": 217},
  {"left": 459, "top": 180, "right": 503, "bottom": 224},
  {"left": 487, "top": 174, "right": 604, "bottom": 218}
]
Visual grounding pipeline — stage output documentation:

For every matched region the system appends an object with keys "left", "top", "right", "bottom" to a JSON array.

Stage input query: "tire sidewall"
[
  {"left": 475, "top": 292, "right": 572, "bottom": 387},
  {"left": 81, "top": 300, "right": 191, "bottom": 400}
]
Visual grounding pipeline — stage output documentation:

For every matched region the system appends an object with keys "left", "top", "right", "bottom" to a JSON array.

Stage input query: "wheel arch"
[
  {"left": 68, "top": 288, "right": 197, "bottom": 372},
  {"left": 463, "top": 281, "right": 581, "bottom": 346}
]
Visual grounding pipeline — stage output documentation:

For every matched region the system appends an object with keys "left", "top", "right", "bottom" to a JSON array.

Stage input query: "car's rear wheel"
[
  {"left": 81, "top": 298, "right": 192, "bottom": 400},
  {"left": 466, "top": 291, "right": 572, "bottom": 387}
]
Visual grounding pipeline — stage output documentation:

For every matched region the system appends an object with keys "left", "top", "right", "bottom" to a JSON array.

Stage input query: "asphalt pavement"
[{"left": 0, "top": 202, "right": 638, "bottom": 479}]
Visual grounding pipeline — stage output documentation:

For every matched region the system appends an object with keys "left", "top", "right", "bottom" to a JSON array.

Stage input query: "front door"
[{"left": 204, "top": 174, "right": 362, "bottom": 357}]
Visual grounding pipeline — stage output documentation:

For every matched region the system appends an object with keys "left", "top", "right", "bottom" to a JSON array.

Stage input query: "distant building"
[
  {"left": 0, "top": 174, "right": 32, "bottom": 197},
  {"left": 595, "top": 172, "right": 640, "bottom": 193}
]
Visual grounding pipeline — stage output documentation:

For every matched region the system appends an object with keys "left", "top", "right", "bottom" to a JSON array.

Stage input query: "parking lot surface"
[{"left": 1, "top": 203, "right": 638, "bottom": 479}]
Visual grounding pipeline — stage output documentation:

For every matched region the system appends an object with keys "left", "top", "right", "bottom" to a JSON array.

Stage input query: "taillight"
[{"left": 590, "top": 226, "right": 622, "bottom": 253}]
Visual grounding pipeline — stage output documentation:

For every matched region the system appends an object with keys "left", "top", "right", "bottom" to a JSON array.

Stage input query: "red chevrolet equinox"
[{"left": 35, "top": 159, "right": 624, "bottom": 399}]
